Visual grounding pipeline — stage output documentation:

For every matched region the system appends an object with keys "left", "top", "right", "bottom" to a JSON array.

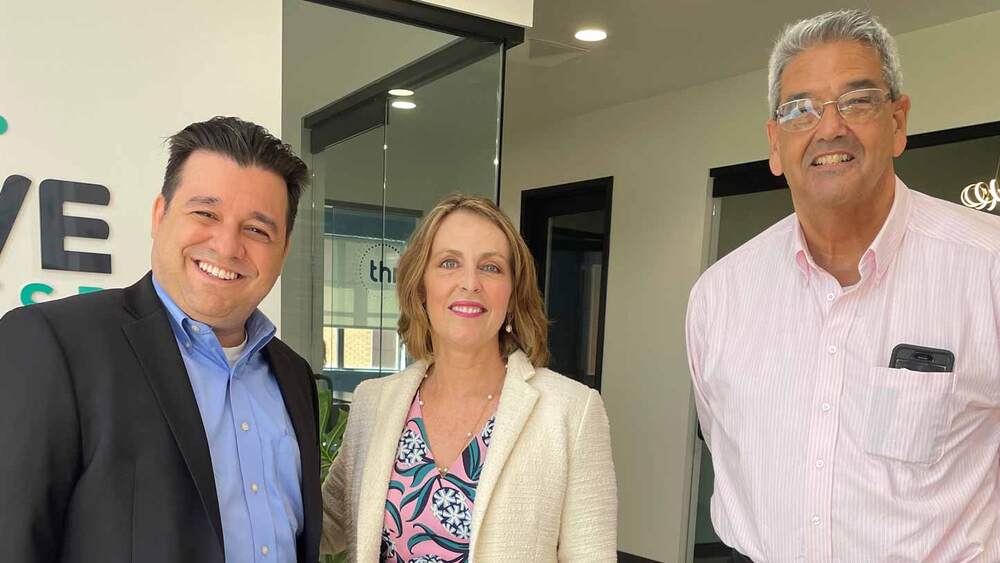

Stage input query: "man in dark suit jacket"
[{"left": 0, "top": 117, "right": 322, "bottom": 562}]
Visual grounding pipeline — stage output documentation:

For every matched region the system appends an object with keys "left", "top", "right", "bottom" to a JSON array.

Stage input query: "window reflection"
[{"left": 322, "top": 202, "right": 418, "bottom": 396}]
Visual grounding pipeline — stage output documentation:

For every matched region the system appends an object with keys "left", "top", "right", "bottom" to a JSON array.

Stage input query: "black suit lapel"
[
  {"left": 265, "top": 340, "right": 321, "bottom": 563},
  {"left": 121, "top": 274, "right": 224, "bottom": 551}
]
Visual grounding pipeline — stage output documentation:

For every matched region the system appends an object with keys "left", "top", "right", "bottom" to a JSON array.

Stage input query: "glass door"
[{"left": 307, "top": 38, "right": 505, "bottom": 400}]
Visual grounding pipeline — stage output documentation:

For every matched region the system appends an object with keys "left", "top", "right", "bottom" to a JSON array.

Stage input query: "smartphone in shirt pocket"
[
  {"left": 861, "top": 344, "right": 956, "bottom": 464},
  {"left": 889, "top": 344, "right": 955, "bottom": 373}
]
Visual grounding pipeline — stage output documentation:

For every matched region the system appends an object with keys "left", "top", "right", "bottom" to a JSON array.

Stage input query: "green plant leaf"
[
  {"left": 315, "top": 384, "right": 351, "bottom": 562},
  {"left": 318, "top": 390, "right": 349, "bottom": 480},
  {"left": 318, "top": 387, "right": 332, "bottom": 434}
]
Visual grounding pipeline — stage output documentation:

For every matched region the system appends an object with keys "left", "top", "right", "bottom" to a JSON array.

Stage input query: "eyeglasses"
[{"left": 775, "top": 88, "right": 891, "bottom": 132}]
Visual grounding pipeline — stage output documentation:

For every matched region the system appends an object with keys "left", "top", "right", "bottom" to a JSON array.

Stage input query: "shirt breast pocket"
[{"left": 861, "top": 367, "right": 957, "bottom": 464}]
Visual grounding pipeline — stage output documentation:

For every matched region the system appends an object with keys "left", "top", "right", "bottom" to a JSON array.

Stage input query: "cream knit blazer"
[{"left": 320, "top": 350, "right": 617, "bottom": 562}]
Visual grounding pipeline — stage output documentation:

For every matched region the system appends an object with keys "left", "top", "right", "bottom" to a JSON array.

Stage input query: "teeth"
[
  {"left": 452, "top": 305, "right": 484, "bottom": 314},
  {"left": 198, "top": 261, "right": 239, "bottom": 281},
  {"left": 813, "top": 153, "right": 853, "bottom": 166}
]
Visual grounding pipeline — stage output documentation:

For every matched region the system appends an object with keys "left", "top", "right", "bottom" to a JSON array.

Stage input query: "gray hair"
[{"left": 767, "top": 9, "right": 903, "bottom": 115}]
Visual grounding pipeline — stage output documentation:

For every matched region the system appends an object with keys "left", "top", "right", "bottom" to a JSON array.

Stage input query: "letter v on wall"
[{"left": 0, "top": 175, "right": 31, "bottom": 257}]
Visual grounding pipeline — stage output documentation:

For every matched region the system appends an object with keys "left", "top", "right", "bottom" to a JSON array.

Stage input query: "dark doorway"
[{"left": 520, "top": 177, "right": 612, "bottom": 391}]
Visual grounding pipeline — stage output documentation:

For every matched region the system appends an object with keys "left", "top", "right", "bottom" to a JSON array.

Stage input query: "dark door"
[{"left": 520, "top": 177, "right": 612, "bottom": 391}]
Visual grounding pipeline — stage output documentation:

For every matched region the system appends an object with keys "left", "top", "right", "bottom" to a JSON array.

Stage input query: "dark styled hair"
[{"left": 162, "top": 116, "right": 309, "bottom": 234}]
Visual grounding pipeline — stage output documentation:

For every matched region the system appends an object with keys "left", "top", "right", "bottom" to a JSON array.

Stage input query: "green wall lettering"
[
  {"left": 20, "top": 283, "right": 54, "bottom": 305},
  {"left": 19, "top": 283, "right": 104, "bottom": 305}
]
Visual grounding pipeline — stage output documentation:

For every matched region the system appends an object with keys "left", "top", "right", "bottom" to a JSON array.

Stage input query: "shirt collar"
[
  {"left": 792, "top": 223, "right": 817, "bottom": 281},
  {"left": 151, "top": 276, "right": 276, "bottom": 361},
  {"left": 792, "top": 176, "right": 912, "bottom": 285}
]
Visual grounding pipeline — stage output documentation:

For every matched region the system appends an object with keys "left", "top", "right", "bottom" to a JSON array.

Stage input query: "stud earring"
[{"left": 505, "top": 318, "right": 513, "bottom": 333}]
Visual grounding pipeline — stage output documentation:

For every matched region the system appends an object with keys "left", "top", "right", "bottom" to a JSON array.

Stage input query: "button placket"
[
  {"left": 807, "top": 288, "right": 862, "bottom": 563},
  {"left": 804, "top": 289, "right": 850, "bottom": 560},
  {"left": 817, "top": 276, "right": 840, "bottom": 315},
  {"left": 230, "top": 376, "right": 278, "bottom": 560}
]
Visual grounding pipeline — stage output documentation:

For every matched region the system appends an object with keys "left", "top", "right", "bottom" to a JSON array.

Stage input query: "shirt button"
[
  {"left": 826, "top": 292, "right": 835, "bottom": 301},
  {"left": 191, "top": 325, "right": 200, "bottom": 333},
  {"left": 261, "top": 545, "right": 269, "bottom": 556},
  {"left": 251, "top": 483, "right": 259, "bottom": 493},
  {"left": 821, "top": 403, "right": 831, "bottom": 412},
  {"left": 815, "top": 459, "right": 825, "bottom": 468},
  {"left": 184, "top": 342, "right": 192, "bottom": 348},
  {"left": 811, "top": 515, "right": 821, "bottom": 525},
  {"left": 241, "top": 422, "right": 250, "bottom": 432},
  {"left": 827, "top": 345, "right": 837, "bottom": 355}
]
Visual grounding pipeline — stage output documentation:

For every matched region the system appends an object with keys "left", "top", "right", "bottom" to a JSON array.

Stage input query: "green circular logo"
[{"left": 0, "top": 114, "right": 8, "bottom": 135}]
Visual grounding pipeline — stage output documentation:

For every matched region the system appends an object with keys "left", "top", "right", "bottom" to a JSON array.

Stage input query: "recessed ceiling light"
[
  {"left": 574, "top": 28, "right": 607, "bottom": 42},
  {"left": 391, "top": 100, "right": 416, "bottom": 110},
  {"left": 388, "top": 89, "right": 414, "bottom": 96}
]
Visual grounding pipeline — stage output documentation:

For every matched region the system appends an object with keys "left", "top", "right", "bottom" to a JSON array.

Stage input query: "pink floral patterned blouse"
[{"left": 381, "top": 393, "right": 495, "bottom": 563}]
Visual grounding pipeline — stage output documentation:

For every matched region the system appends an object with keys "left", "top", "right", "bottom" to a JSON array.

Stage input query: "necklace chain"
[{"left": 419, "top": 363, "right": 505, "bottom": 475}]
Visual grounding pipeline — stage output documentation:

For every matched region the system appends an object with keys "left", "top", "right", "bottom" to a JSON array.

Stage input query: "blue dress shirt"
[{"left": 153, "top": 278, "right": 303, "bottom": 563}]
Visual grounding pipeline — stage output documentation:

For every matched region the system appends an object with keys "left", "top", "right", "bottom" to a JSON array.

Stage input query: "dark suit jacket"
[{"left": 0, "top": 273, "right": 321, "bottom": 563}]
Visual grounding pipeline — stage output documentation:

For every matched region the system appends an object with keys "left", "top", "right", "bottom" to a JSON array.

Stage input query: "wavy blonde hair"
[{"left": 396, "top": 194, "right": 549, "bottom": 367}]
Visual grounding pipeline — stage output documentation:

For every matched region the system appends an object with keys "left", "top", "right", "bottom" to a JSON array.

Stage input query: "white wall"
[
  {"left": 415, "top": 0, "right": 533, "bottom": 27},
  {"left": 0, "top": 0, "right": 283, "bottom": 322},
  {"left": 500, "top": 10, "right": 1000, "bottom": 561}
]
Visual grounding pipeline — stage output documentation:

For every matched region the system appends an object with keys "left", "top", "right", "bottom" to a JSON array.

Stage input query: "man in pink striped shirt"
[{"left": 687, "top": 9, "right": 1000, "bottom": 562}]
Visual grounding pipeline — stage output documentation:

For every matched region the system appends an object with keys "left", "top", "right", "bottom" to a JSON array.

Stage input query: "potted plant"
[{"left": 318, "top": 386, "right": 349, "bottom": 563}]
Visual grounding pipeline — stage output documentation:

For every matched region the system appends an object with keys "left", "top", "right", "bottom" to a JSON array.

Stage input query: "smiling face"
[
  {"left": 151, "top": 150, "right": 289, "bottom": 333},
  {"left": 766, "top": 40, "right": 910, "bottom": 214},
  {"left": 422, "top": 210, "right": 513, "bottom": 356}
]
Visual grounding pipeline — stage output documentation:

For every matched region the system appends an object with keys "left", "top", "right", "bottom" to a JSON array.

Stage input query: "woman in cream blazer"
[{"left": 321, "top": 195, "right": 617, "bottom": 562}]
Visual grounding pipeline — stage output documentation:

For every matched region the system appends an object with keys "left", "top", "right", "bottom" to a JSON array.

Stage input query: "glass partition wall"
[{"left": 283, "top": 1, "right": 506, "bottom": 400}]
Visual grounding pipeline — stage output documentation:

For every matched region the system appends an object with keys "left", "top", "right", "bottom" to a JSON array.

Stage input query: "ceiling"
[{"left": 503, "top": 0, "right": 1000, "bottom": 133}]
